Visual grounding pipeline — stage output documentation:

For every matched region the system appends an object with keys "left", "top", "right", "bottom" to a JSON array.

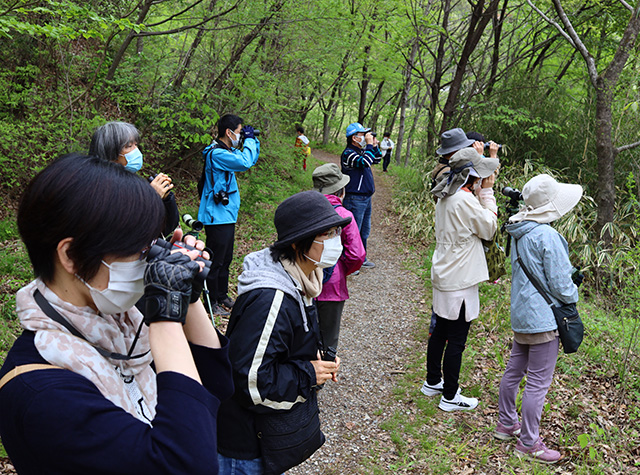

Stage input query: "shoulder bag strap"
[
  {"left": 33, "top": 289, "right": 149, "bottom": 361},
  {"left": 514, "top": 239, "right": 554, "bottom": 307},
  {"left": 0, "top": 364, "right": 63, "bottom": 392}
]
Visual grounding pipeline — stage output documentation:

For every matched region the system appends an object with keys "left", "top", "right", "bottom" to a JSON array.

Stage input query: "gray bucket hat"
[
  {"left": 436, "top": 128, "right": 475, "bottom": 156},
  {"left": 273, "top": 191, "right": 352, "bottom": 247},
  {"left": 431, "top": 148, "right": 499, "bottom": 198},
  {"left": 312, "top": 163, "right": 350, "bottom": 195}
]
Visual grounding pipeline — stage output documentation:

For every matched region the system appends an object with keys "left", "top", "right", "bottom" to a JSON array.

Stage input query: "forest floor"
[{"left": 288, "top": 149, "right": 428, "bottom": 474}]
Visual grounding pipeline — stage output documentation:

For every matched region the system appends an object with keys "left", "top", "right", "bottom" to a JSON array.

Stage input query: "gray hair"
[{"left": 89, "top": 121, "right": 140, "bottom": 162}]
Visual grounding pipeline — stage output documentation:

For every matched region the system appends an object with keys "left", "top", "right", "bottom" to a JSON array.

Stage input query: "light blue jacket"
[
  {"left": 506, "top": 220, "right": 579, "bottom": 334},
  {"left": 198, "top": 138, "right": 260, "bottom": 225}
]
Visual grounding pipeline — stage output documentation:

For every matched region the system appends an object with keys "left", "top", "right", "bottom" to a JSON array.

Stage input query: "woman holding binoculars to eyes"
[
  {"left": 0, "top": 154, "right": 233, "bottom": 474},
  {"left": 90, "top": 121, "right": 180, "bottom": 238}
]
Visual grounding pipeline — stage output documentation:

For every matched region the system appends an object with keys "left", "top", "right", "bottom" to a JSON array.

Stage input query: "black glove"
[
  {"left": 144, "top": 252, "right": 201, "bottom": 325},
  {"left": 571, "top": 267, "right": 584, "bottom": 287},
  {"left": 241, "top": 125, "right": 256, "bottom": 140}
]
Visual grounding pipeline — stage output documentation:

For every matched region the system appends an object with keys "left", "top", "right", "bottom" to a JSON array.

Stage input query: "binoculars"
[{"left": 182, "top": 214, "right": 204, "bottom": 232}]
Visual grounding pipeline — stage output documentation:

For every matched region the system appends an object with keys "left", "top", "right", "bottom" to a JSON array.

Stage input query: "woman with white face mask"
[
  {"left": 0, "top": 154, "right": 233, "bottom": 474},
  {"left": 420, "top": 148, "right": 499, "bottom": 412},
  {"left": 217, "top": 190, "right": 350, "bottom": 475},
  {"left": 89, "top": 121, "right": 179, "bottom": 238}
]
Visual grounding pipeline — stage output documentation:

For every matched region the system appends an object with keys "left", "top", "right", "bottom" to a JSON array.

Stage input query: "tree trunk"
[
  {"left": 395, "top": 40, "right": 418, "bottom": 166},
  {"left": 173, "top": 0, "right": 218, "bottom": 90},
  {"left": 440, "top": 0, "right": 500, "bottom": 132},
  {"left": 594, "top": 83, "right": 616, "bottom": 243},
  {"left": 104, "top": 0, "right": 154, "bottom": 83},
  {"left": 358, "top": 45, "right": 371, "bottom": 123}
]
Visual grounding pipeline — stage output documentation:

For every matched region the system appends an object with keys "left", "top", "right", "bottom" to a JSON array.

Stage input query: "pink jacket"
[{"left": 316, "top": 194, "right": 366, "bottom": 301}]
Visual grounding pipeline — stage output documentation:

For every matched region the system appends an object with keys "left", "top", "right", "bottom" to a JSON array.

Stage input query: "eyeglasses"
[
  {"left": 319, "top": 228, "right": 342, "bottom": 240},
  {"left": 139, "top": 239, "right": 157, "bottom": 260}
]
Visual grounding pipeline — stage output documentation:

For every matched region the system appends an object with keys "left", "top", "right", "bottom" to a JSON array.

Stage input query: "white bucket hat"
[{"left": 509, "top": 174, "right": 583, "bottom": 224}]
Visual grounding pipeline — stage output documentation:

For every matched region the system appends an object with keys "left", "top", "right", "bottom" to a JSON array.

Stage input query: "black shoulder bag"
[{"left": 514, "top": 239, "right": 584, "bottom": 354}]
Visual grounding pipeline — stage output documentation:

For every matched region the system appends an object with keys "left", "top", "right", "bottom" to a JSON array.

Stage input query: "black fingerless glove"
[{"left": 144, "top": 252, "right": 201, "bottom": 325}]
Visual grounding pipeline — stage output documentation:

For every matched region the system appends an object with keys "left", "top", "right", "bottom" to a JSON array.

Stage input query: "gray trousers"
[
  {"left": 498, "top": 337, "right": 559, "bottom": 445},
  {"left": 316, "top": 300, "right": 346, "bottom": 350}
]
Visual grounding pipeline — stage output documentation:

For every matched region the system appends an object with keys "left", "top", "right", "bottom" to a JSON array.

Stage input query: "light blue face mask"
[{"left": 124, "top": 147, "right": 143, "bottom": 173}]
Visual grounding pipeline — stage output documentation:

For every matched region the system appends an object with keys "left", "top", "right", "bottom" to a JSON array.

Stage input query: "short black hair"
[
  {"left": 269, "top": 234, "right": 316, "bottom": 265},
  {"left": 18, "top": 153, "right": 165, "bottom": 282},
  {"left": 383, "top": 132, "right": 390, "bottom": 137},
  {"left": 296, "top": 125, "right": 305, "bottom": 134},
  {"left": 217, "top": 114, "right": 243, "bottom": 138},
  {"left": 89, "top": 121, "right": 140, "bottom": 162}
]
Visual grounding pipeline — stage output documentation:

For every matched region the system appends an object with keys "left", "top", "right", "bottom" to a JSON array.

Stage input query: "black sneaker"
[
  {"left": 219, "top": 296, "right": 235, "bottom": 309},
  {"left": 211, "top": 303, "right": 230, "bottom": 317}
]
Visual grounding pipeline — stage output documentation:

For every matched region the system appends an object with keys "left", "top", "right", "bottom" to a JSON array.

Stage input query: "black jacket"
[{"left": 217, "top": 249, "right": 322, "bottom": 460}]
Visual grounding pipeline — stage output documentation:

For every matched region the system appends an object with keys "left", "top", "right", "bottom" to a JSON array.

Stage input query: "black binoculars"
[{"left": 182, "top": 214, "right": 203, "bottom": 232}]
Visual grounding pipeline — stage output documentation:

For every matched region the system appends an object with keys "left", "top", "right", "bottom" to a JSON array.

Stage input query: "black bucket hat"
[{"left": 273, "top": 190, "right": 352, "bottom": 247}]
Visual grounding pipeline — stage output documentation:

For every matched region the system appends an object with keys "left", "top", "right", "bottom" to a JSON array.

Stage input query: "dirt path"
[{"left": 289, "top": 150, "right": 425, "bottom": 474}]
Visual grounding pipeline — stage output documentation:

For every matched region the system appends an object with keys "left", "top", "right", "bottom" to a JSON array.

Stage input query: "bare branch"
[
  {"left": 143, "top": 0, "right": 208, "bottom": 27},
  {"left": 526, "top": 0, "right": 575, "bottom": 47},
  {"left": 617, "top": 139, "right": 640, "bottom": 153},
  {"left": 134, "top": 3, "right": 240, "bottom": 37},
  {"left": 619, "top": 0, "right": 634, "bottom": 13}
]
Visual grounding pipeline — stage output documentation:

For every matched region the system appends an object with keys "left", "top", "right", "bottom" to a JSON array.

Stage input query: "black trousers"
[
  {"left": 204, "top": 223, "right": 235, "bottom": 302},
  {"left": 382, "top": 151, "right": 392, "bottom": 171},
  {"left": 426, "top": 302, "right": 472, "bottom": 400}
]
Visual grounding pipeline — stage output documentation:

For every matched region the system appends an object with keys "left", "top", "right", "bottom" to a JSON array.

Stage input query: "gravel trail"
[{"left": 290, "top": 150, "right": 424, "bottom": 474}]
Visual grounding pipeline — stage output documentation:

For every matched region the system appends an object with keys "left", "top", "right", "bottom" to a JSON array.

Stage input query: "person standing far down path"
[
  {"left": 495, "top": 174, "right": 583, "bottom": 464},
  {"left": 198, "top": 114, "right": 260, "bottom": 317},
  {"left": 420, "top": 148, "right": 499, "bottom": 412},
  {"left": 216, "top": 190, "right": 348, "bottom": 475},
  {"left": 341, "top": 122, "right": 382, "bottom": 269},
  {"left": 380, "top": 132, "right": 394, "bottom": 172},
  {"left": 295, "top": 125, "right": 312, "bottom": 171},
  {"left": 312, "top": 163, "right": 366, "bottom": 351},
  {"left": 89, "top": 121, "right": 180, "bottom": 238}
]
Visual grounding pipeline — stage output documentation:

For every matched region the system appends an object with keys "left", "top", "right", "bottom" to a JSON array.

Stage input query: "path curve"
[{"left": 290, "top": 150, "right": 424, "bottom": 474}]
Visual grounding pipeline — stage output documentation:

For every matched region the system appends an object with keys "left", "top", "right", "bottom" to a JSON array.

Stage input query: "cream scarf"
[
  {"left": 17, "top": 279, "right": 157, "bottom": 424},
  {"left": 280, "top": 259, "right": 323, "bottom": 299}
]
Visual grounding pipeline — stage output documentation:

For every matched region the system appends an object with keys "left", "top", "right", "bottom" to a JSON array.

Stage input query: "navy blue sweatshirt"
[
  {"left": 0, "top": 331, "right": 233, "bottom": 475},
  {"left": 340, "top": 143, "right": 382, "bottom": 196}
]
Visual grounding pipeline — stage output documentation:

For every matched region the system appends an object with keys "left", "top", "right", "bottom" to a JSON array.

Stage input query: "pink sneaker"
[
  {"left": 494, "top": 421, "right": 521, "bottom": 440},
  {"left": 515, "top": 438, "right": 562, "bottom": 464}
]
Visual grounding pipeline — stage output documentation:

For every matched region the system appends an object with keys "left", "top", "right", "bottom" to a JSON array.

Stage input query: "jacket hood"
[
  {"left": 237, "top": 248, "right": 309, "bottom": 329},
  {"left": 506, "top": 220, "right": 544, "bottom": 240}
]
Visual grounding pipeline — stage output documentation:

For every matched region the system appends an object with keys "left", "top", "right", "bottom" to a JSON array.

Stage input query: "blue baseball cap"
[{"left": 346, "top": 122, "right": 371, "bottom": 138}]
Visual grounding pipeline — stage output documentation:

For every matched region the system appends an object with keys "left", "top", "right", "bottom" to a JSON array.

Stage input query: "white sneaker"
[
  {"left": 438, "top": 392, "right": 478, "bottom": 412},
  {"left": 420, "top": 380, "right": 444, "bottom": 396}
]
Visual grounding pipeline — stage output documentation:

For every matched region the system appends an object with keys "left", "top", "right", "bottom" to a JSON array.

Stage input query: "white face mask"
[
  {"left": 355, "top": 136, "right": 366, "bottom": 148},
  {"left": 229, "top": 131, "right": 240, "bottom": 148},
  {"left": 78, "top": 259, "right": 147, "bottom": 315},
  {"left": 305, "top": 235, "right": 343, "bottom": 269}
]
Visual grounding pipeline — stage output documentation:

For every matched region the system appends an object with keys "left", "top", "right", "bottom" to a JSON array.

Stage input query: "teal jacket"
[{"left": 198, "top": 138, "right": 260, "bottom": 225}]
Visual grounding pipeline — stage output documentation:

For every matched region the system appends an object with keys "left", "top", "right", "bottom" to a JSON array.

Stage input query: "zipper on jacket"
[{"left": 358, "top": 176, "right": 363, "bottom": 191}]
